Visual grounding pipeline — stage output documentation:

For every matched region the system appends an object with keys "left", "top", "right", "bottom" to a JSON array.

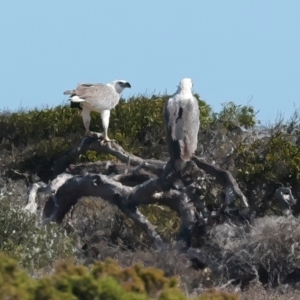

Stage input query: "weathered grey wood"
[{"left": 26, "top": 136, "right": 249, "bottom": 246}]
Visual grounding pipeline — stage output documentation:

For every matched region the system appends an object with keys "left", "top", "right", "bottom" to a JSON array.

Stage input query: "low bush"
[
  {"left": 0, "top": 197, "right": 78, "bottom": 272},
  {"left": 0, "top": 253, "right": 237, "bottom": 299},
  {"left": 202, "top": 216, "right": 300, "bottom": 288},
  {"left": 213, "top": 101, "right": 257, "bottom": 130}
]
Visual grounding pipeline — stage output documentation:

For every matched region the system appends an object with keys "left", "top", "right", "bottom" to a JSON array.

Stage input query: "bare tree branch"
[
  {"left": 120, "top": 206, "right": 164, "bottom": 247},
  {"left": 26, "top": 135, "right": 250, "bottom": 247},
  {"left": 52, "top": 136, "right": 165, "bottom": 176},
  {"left": 44, "top": 173, "right": 131, "bottom": 221},
  {"left": 192, "top": 156, "right": 249, "bottom": 207}
]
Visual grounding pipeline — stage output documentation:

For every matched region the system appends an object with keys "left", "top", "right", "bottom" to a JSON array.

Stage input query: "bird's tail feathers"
[
  {"left": 70, "top": 101, "right": 82, "bottom": 110},
  {"left": 69, "top": 96, "right": 85, "bottom": 103}
]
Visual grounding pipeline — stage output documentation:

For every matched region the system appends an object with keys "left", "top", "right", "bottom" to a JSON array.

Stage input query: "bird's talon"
[{"left": 86, "top": 132, "right": 100, "bottom": 139}]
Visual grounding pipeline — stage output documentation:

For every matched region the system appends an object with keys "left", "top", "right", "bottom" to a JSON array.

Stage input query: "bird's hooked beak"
[{"left": 124, "top": 82, "right": 131, "bottom": 88}]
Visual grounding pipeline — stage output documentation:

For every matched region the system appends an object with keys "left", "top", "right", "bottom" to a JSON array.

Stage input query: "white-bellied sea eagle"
[
  {"left": 164, "top": 78, "right": 200, "bottom": 171},
  {"left": 64, "top": 80, "right": 131, "bottom": 141}
]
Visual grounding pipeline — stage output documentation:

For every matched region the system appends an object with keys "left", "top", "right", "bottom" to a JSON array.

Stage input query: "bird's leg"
[
  {"left": 81, "top": 107, "right": 92, "bottom": 136},
  {"left": 101, "top": 110, "right": 115, "bottom": 142}
]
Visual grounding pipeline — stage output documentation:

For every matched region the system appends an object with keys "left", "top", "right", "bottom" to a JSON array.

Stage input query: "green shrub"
[
  {"left": 0, "top": 253, "right": 36, "bottom": 300},
  {"left": 0, "top": 197, "right": 77, "bottom": 272},
  {"left": 0, "top": 253, "right": 238, "bottom": 299},
  {"left": 213, "top": 101, "right": 257, "bottom": 130},
  {"left": 0, "top": 95, "right": 212, "bottom": 175},
  {"left": 0, "top": 96, "right": 213, "bottom": 149},
  {"left": 236, "top": 132, "right": 300, "bottom": 186},
  {"left": 0, "top": 105, "right": 83, "bottom": 145},
  {"left": 1, "top": 95, "right": 259, "bottom": 177},
  {"left": 139, "top": 204, "right": 180, "bottom": 242},
  {"left": 0, "top": 105, "right": 83, "bottom": 176}
]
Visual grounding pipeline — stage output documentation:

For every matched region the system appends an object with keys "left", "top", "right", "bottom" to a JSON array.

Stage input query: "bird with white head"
[
  {"left": 164, "top": 78, "right": 200, "bottom": 172},
  {"left": 64, "top": 80, "right": 131, "bottom": 142}
]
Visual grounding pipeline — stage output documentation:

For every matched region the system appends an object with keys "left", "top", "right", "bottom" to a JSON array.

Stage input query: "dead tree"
[{"left": 27, "top": 136, "right": 248, "bottom": 247}]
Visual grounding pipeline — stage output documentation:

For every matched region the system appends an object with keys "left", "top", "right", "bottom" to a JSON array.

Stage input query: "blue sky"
[{"left": 0, "top": 1, "right": 299, "bottom": 124}]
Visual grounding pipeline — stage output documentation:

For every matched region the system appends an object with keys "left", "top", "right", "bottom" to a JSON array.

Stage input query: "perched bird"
[
  {"left": 164, "top": 78, "right": 200, "bottom": 172},
  {"left": 64, "top": 80, "right": 131, "bottom": 141}
]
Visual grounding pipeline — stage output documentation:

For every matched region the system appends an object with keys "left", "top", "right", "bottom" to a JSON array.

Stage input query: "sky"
[{"left": 0, "top": 1, "right": 299, "bottom": 124}]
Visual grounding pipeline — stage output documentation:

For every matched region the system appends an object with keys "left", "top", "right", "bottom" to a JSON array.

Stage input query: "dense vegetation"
[
  {"left": 0, "top": 252, "right": 238, "bottom": 299},
  {"left": 1, "top": 94, "right": 300, "bottom": 299},
  {"left": 0, "top": 96, "right": 254, "bottom": 179}
]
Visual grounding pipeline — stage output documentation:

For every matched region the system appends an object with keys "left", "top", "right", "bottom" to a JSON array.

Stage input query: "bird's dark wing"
[{"left": 164, "top": 97, "right": 183, "bottom": 161}]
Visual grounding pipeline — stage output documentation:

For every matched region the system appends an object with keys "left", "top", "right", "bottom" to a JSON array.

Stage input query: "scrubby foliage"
[
  {"left": 0, "top": 95, "right": 212, "bottom": 179},
  {"left": 0, "top": 105, "right": 83, "bottom": 179},
  {"left": 236, "top": 131, "right": 300, "bottom": 210},
  {"left": 0, "top": 197, "right": 78, "bottom": 273},
  {"left": 200, "top": 216, "right": 300, "bottom": 287},
  {"left": 228, "top": 111, "right": 300, "bottom": 217},
  {"left": 2, "top": 96, "right": 256, "bottom": 179},
  {"left": 0, "top": 252, "right": 237, "bottom": 300},
  {"left": 3, "top": 94, "right": 300, "bottom": 298},
  {"left": 213, "top": 101, "right": 257, "bottom": 130}
]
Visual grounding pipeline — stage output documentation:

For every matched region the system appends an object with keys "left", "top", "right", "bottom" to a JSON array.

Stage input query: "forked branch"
[{"left": 26, "top": 136, "right": 248, "bottom": 246}]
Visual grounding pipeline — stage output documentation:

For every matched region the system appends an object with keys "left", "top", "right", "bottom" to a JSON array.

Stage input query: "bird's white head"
[
  {"left": 178, "top": 78, "right": 193, "bottom": 93},
  {"left": 108, "top": 80, "right": 131, "bottom": 94}
]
